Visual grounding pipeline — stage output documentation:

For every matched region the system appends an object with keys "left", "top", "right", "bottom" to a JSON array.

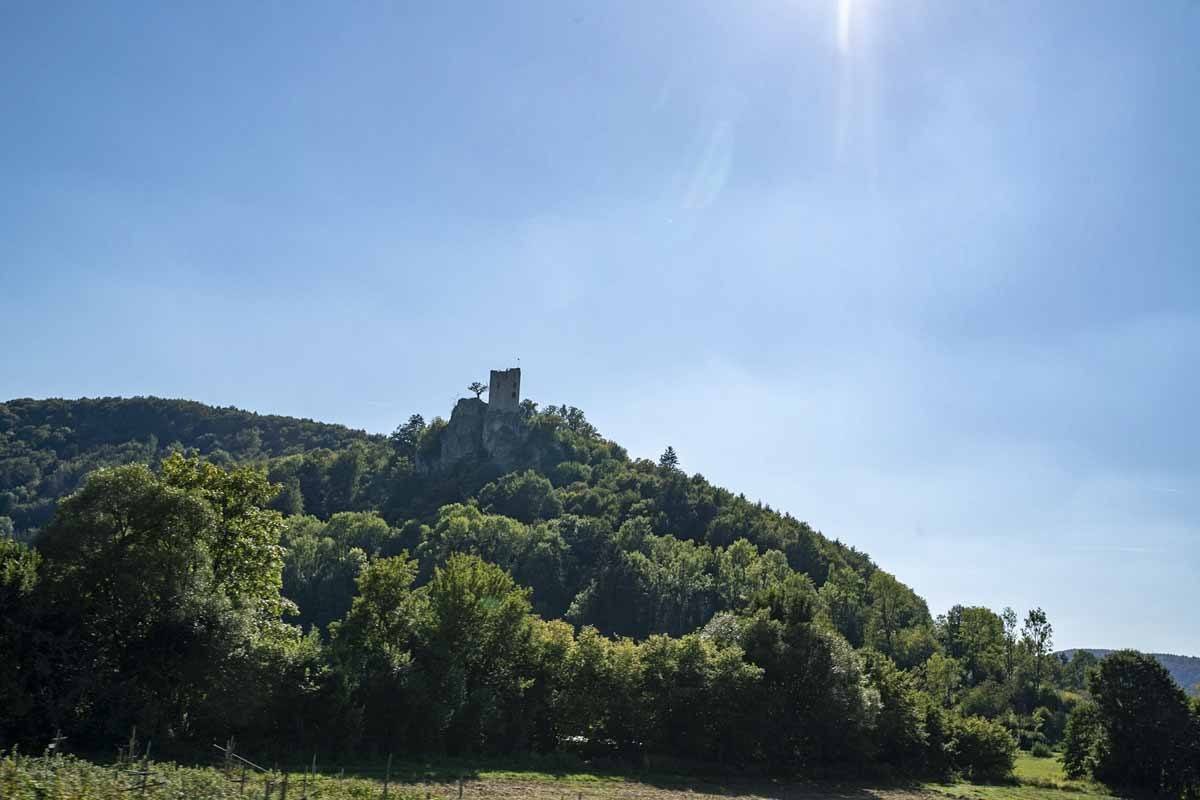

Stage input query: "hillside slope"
[
  {"left": 0, "top": 396, "right": 379, "bottom": 534},
  {"left": 1059, "top": 649, "right": 1200, "bottom": 695},
  {"left": 2, "top": 395, "right": 923, "bottom": 651}
]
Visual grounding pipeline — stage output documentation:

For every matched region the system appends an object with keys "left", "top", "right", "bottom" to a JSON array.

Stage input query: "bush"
[
  {"left": 950, "top": 715, "right": 1017, "bottom": 782},
  {"left": 1062, "top": 702, "right": 1100, "bottom": 779},
  {"left": 1030, "top": 742, "right": 1053, "bottom": 758}
]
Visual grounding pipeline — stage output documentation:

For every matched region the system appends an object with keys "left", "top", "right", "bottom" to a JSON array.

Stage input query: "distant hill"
[
  {"left": 0, "top": 396, "right": 380, "bottom": 534},
  {"left": 1059, "top": 649, "right": 1200, "bottom": 695}
]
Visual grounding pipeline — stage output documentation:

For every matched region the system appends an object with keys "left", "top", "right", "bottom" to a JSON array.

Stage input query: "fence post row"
[{"left": 139, "top": 741, "right": 151, "bottom": 798}]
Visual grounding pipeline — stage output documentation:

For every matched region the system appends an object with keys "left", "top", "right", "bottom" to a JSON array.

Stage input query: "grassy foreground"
[
  {"left": 925, "top": 754, "right": 1119, "bottom": 800},
  {"left": 0, "top": 752, "right": 422, "bottom": 800},
  {"left": 2, "top": 750, "right": 1122, "bottom": 800}
]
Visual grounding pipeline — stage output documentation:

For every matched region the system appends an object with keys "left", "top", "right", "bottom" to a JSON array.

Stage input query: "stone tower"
[{"left": 488, "top": 367, "right": 521, "bottom": 412}]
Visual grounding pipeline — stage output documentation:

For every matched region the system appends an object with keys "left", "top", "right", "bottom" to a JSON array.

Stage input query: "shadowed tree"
[
  {"left": 468, "top": 382, "right": 488, "bottom": 399},
  {"left": 31, "top": 455, "right": 289, "bottom": 743},
  {"left": 1081, "top": 650, "right": 1195, "bottom": 794}
]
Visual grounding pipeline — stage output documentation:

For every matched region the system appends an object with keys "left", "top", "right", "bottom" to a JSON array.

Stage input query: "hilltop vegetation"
[
  {"left": 2, "top": 395, "right": 1198, "bottom": 795},
  {"left": 1059, "top": 650, "right": 1200, "bottom": 696},
  {"left": 0, "top": 397, "right": 378, "bottom": 535}
]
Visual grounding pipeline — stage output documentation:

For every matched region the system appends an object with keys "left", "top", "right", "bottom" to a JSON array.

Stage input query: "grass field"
[
  {"left": 2, "top": 750, "right": 1123, "bottom": 800},
  {"left": 924, "top": 753, "right": 1119, "bottom": 800}
]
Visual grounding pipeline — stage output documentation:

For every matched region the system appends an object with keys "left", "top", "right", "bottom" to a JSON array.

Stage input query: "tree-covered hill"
[
  {"left": 0, "top": 397, "right": 380, "bottom": 535},
  {"left": 5, "top": 394, "right": 1193, "bottom": 794},
  {"left": 1058, "top": 649, "right": 1200, "bottom": 695},
  {"left": 2, "top": 395, "right": 907, "bottom": 648}
]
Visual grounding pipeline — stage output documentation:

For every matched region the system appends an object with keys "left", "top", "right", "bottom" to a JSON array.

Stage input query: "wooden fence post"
[{"left": 139, "top": 741, "right": 151, "bottom": 798}]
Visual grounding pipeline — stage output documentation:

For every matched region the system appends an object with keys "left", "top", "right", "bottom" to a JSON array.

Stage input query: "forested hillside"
[
  {"left": 1059, "top": 650, "right": 1200, "bottom": 696},
  {"left": 0, "top": 397, "right": 379, "bottom": 535},
  {"left": 2, "top": 396, "right": 898, "bottom": 645},
  {"left": 2, "top": 395, "right": 1197, "bottom": 793}
]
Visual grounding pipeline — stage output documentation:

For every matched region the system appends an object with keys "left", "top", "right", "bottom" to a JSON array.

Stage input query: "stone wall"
[{"left": 488, "top": 368, "right": 521, "bottom": 412}]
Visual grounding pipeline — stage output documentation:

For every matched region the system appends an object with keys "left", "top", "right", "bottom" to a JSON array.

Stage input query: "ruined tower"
[{"left": 487, "top": 367, "right": 521, "bottom": 412}]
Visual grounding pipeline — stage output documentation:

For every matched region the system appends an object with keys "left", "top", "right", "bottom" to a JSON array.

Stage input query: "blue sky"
[{"left": 3, "top": 1, "right": 1198, "bottom": 654}]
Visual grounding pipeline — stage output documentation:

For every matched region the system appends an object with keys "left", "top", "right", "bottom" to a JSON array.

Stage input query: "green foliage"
[
  {"left": 0, "top": 537, "right": 41, "bottom": 736},
  {"left": 919, "top": 652, "right": 964, "bottom": 708},
  {"left": 420, "top": 554, "right": 538, "bottom": 754},
  {"left": 0, "top": 753, "right": 252, "bottom": 800},
  {"left": 1060, "top": 649, "right": 1099, "bottom": 691},
  {"left": 937, "top": 606, "right": 1005, "bottom": 684},
  {"left": 1061, "top": 702, "right": 1100, "bottom": 780},
  {"left": 865, "top": 570, "right": 934, "bottom": 668},
  {"left": 0, "top": 535, "right": 39, "bottom": 599},
  {"left": 862, "top": 651, "right": 929, "bottom": 769},
  {"left": 1084, "top": 650, "right": 1195, "bottom": 794},
  {"left": 819, "top": 565, "right": 867, "bottom": 646},
  {"left": 1021, "top": 608, "right": 1053, "bottom": 692},
  {"left": 281, "top": 512, "right": 404, "bottom": 632},
  {"left": 478, "top": 470, "right": 562, "bottom": 523},
  {"left": 0, "top": 394, "right": 1072, "bottom": 783},
  {"left": 0, "top": 397, "right": 379, "bottom": 536},
  {"left": 949, "top": 715, "right": 1017, "bottom": 782},
  {"left": 0, "top": 752, "right": 433, "bottom": 800},
  {"left": 328, "top": 554, "right": 424, "bottom": 752},
  {"left": 11, "top": 455, "right": 293, "bottom": 746},
  {"left": 959, "top": 679, "right": 1013, "bottom": 719}
]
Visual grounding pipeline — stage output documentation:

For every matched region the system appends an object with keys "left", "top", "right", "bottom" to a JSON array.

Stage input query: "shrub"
[
  {"left": 1030, "top": 742, "right": 1053, "bottom": 758},
  {"left": 1061, "top": 702, "right": 1100, "bottom": 779},
  {"left": 950, "top": 714, "right": 1017, "bottom": 782}
]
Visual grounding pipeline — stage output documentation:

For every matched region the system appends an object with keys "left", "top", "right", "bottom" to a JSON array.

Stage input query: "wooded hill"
[
  {"left": 2, "top": 395, "right": 902, "bottom": 643},
  {"left": 3, "top": 395, "right": 1197, "bottom": 793},
  {"left": 0, "top": 396, "right": 378, "bottom": 534},
  {"left": 1059, "top": 650, "right": 1200, "bottom": 696}
]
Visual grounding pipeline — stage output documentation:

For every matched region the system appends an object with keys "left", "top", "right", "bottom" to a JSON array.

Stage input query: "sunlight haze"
[{"left": 3, "top": 1, "right": 1198, "bottom": 654}]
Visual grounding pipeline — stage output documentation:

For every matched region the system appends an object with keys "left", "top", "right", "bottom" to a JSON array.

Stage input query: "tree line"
[
  {"left": 2, "top": 397, "right": 1198, "bottom": 792},
  {"left": 0, "top": 454, "right": 1014, "bottom": 779}
]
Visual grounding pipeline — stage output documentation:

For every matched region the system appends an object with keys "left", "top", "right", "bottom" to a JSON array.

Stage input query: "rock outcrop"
[
  {"left": 436, "top": 398, "right": 488, "bottom": 466},
  {"left": 422, "top": 396, "right": 532, "bottom": 474}
]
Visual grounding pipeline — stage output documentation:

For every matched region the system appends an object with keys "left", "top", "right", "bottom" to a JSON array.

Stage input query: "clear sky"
[{"left": 3, "top": 1, "right": 1198, "bottom": 654}]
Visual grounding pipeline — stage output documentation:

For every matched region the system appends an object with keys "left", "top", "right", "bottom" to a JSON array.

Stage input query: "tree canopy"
[{"left": 1, "top": 395, "right": 1194, "bottom": 793}]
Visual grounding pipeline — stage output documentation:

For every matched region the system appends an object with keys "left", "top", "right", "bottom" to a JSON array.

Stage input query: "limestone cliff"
[{"left": 421, "top": 396, "right": 533, "bottom": 474}]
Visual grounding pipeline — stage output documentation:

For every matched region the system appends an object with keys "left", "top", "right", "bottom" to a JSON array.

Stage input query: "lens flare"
[{"left": 837, "top": 0, "right": 853, "bottom": 53}]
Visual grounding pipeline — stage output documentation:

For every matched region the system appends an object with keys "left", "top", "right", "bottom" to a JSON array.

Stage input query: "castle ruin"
[{"left": 488, "top": 367, "right": 521, "bottom": 412}]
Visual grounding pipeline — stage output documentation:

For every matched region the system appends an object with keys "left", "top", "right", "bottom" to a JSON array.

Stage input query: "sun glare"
[{"left": 837, "top": 0, "right": 853, "bottom": 53}]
